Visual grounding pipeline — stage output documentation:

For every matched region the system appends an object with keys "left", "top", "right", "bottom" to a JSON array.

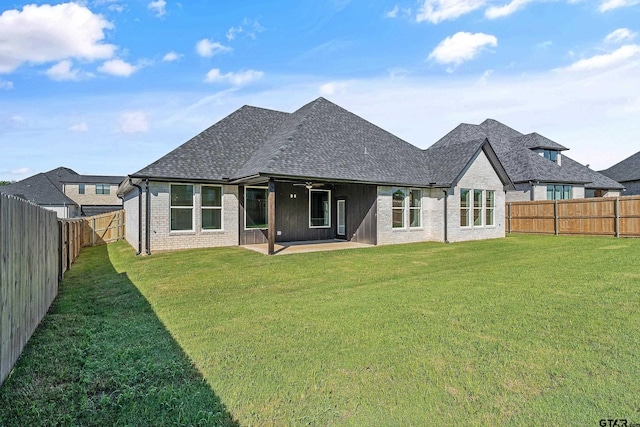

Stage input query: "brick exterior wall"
[
  {"left": 64, "top": 183, "right": 122, "bottom": 206},
  {"left": 445, "top": 150, "right": 506, "bottom": 243},
  {"left": 123, "top": 189, "right": 140, "bottom": 251},
  {"left": 146, "top": 182, "right": 239, "bottom": 252},
  {"left": 376, "top": 186, "right": 431, "bottom": 245},
  {"left": 376, "top": 151, "right": 506, "bottom": 245}
]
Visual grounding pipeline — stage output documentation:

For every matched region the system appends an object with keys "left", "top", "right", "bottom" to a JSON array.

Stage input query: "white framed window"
[
  {"left": 485, "top": 190, "right": 495, "bottom": 226},
  {"left": 392, "top": 188, "right": 406, "bottom": 228},
  {"left": 170, "top": 184, "right": 194, "bottom": 231},
  {"left": 245, "top": 186, "right": 268, "bottom": 229},
  {"left": 201, "top": 185, "right": 223, "bottom": 231},
  {"left": 409, "top": 188, "right": 422, "bottom": 228},
  {"left": 95, "top": 184, "right": 110, "bottom": 195},
  {"left": 309, "top": 189, "right": 331, "bottom": 228},
  {"left": 547, "top": 185, "right": 572, "bottom": 200},
  {"left": 473, "top": 189, "right": 483, "bottom": 226},
  {"left": 460, "top": 189, "right": 471, "bottom": 227},
  {"left": 461, "top": 188, "right": 496, "bottom": 228}
]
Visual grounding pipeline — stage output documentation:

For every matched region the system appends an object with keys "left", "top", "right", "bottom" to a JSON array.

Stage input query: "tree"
[{"left": 0, "top": 180, "right": 15, "bottom": 186}]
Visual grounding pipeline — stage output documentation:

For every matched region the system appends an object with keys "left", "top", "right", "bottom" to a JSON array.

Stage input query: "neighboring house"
[
  {"left": 0, "top": 167, "right": 80, "bottom": 218},
  {"left": 60, "top": 175, "right": 125, "bottom": 216},
  {"left": 118, "top": 97, "right": 514, "bottom": 255},
  {"left": 430, "top": 119, "right": 624, "bottom": 202},
  {"left": 600, "top": 151, "right": 640, "bottom": 196},
  {"left": 0, "top": 167, "right": 124, "bottom": 218}
]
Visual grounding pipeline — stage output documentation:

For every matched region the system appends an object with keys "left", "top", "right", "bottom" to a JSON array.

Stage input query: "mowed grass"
[{"left": 2, "top": 235, "right": 639, "bottom": 425}]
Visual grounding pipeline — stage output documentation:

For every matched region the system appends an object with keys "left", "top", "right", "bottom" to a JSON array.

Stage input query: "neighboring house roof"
[
  {"left": 0, "top": 167, "right": 126, "bottom": 207},
  {"left": 0, "top": 169, "right": 78, "bottom": 206},
  {"left": 61, "top": 175, "right": 125, "bottom": 185},
  {"left": 127, "top": 97, "right": 512, "bottom": 189},
  {"left": 429, "top": 119, "right": 623, "bottom": 190},
  {"left": 600, "top": 151, "right": 640, "bottom": 183}
]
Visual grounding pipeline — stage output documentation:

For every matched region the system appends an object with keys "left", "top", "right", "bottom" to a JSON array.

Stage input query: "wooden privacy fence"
[
  {"left": 1, "top": 194, "right": 59, "bottom": 387},
  {"left": 507, "top": 196, "right": 640, "bottom": 237},
  {"left": 81, "top": 210, "right": 125, "bottom": 247},
  {"left": 58, "top": 210, "right": 125, "bottom": 279},
  {"left": 1, "top": 202, "right": 125, "bottom": 387}
]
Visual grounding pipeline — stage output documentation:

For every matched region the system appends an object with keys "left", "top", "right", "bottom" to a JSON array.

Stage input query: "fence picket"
[{"left": 506, "top": 196, "right": 640, "bottom": 237}]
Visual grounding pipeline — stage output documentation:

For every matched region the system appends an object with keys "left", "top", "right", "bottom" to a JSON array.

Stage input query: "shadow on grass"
[{"left": 0, "top": 244, "right": 238, "bottom": 426}]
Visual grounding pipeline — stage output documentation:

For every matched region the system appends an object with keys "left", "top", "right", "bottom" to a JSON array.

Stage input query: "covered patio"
[{"left": 242, "top": 239, "right": 373, "bottom": 255}]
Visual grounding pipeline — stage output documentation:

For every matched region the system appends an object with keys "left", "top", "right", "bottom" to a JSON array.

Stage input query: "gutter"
[
  {"left": 130, "top": 178, "right": 143, "bottom": 256},
  {"left": 145, "top": 179, "right": 151, "bottom": 255},
  {"left": 442, "top": 189, "right": 449, "bottom": 244}
]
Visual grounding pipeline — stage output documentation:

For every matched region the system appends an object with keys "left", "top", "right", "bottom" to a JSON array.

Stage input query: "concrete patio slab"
[{"left": 242, "top": 239, "right": 374, "bottom": 255}]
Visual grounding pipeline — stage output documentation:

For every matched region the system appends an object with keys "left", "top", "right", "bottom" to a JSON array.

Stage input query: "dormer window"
[{"left": 543, "top": 149, "right": 558, "bottom": 163}]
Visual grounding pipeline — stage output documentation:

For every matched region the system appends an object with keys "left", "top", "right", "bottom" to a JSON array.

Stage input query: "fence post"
[
  {"left": 615, "top": 197, "right": 620, "bottom": 238},
  {"left": 507, "top": 202, "right": 511, "bottom": 234},
  {"left": 92, "top": 217, "right": 96, "bottom": 247},
  {"left": 554, "top": 200, "right": 559, "bottom": 236}
]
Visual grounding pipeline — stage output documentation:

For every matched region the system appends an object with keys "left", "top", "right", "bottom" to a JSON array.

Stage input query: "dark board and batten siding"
[{"left": 239, "top": 182, "right": 377, "bottom": 245}]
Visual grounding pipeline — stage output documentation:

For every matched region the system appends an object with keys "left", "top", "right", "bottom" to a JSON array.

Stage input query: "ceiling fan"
[{"left": 293, "top": 181, "right": 325, "bottom": 189}]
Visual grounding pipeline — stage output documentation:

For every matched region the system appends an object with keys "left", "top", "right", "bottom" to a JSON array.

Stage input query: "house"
[
  {"left": 60, "top": 174, "right": 125, "bottom": 216},
  {"left": 430, "top": 119, "right": 624, "bottom": 201},
  {"left": 600, "top": 151, "right": 640, "bottom": 196},
  {"left": 117, "top": 97, "right": 514, "bottom": 255},
  {"left": 0, "top": 167, "right": 125, "bottom": 218}
]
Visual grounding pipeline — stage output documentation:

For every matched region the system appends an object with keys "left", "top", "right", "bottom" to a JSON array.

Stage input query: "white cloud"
[
  {"left": 98, "top": 59, "right": 139, "bottom": 77},
  {"left": 162, "top": 51, "right": 182, "bottom": 62},
  {"left": 385, "top": 5, "right": 400, "bottom": 17},
  {"left": 429, "top": 32, "right": 498, "bottom": 70},
  {"left": 147, "top": 0, "right": 166, "bottom": 17},
  {"left": 0, "top": 79, "right": 13, "bottom": 90},
  {"left": 196, "top": 39, "right": 231, "bottom": 57},
  {"left": 119, "top": 111, "right": 149, "bottom": 133},
  {"left": 319, "top": 81, "right": 349, "bottom": 95},
  {"left": 605, "top": 28, "right": 636, "bottom": 44},
  {"left": 559, "top": 44, "right": 640, "bottom": 72},
  {"left": 108, "top": 4, "right": 125, "bottom": 13},
  {"left": 45, "top": 60, "right": 91, "bottom": 81},
  {"left": 226, "top": 26, "right": 243, "bottom": 41},
  {"left": 485, "top": 0, "right": 532, "bottom": 19},
  {"left": 204, "top": 69, "right": 263, "bottom": 85},
  {"left": 243, "top": 19, "right": 265, "bottom": 40},
  {"left": 599, "top": 0, "right": 640, "bottom": 11},
  {"left": 0, "top": 3, "right": 116, "bottom": 73},
  {"left": 11, "top": 167, "right": 31, "bottom": 175},
  {"left": 416, "top": 0, "right": 486, "bottom": 24},
  {"left": 69, "top": 122, "right": 89, "bottom": 132}
]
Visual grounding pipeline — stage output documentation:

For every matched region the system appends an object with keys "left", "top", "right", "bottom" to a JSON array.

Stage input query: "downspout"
[
  {"left": 130, "top": 179, "right": 143, "bottom": 256},
  {"left": 442, "top": 189, "right": 449, "bottom": 244},
  {"left": 145, "top": 179, "right": 151, "bottom": 255}
]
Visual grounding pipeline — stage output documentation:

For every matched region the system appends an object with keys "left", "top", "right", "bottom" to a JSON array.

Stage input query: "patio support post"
[{"left": 268, "top": 177, "right": 275, "bottom": 255}]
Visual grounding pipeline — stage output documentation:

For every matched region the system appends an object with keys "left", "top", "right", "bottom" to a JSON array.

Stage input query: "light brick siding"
[
  {"left": 147, "top": 182, "right": 239, "bottom": 252},
  {"left": 64, "top": 183, "right": 122, "bottom": 206},
  {"left": 123, "top": 189, "right": 140, "bottom": 251},
  {"left": 445, "top": 150, "right": 506, "bottom": 243},
  {"left": 376, "top": 187, "right": 432, "bottom": 245},
  {"left": 377, "top": 151, "right": 506, "bottom": 245}
]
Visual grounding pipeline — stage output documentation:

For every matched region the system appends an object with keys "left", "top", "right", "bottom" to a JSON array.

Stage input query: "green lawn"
[{"left": 1, "top": 235, "right": 639, "bottom": 426}]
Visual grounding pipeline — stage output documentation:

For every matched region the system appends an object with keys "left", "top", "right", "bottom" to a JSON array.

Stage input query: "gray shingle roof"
[
  {"left": 61, "top": 175, "right": 125, "bottom": 184},
  {"left": 1, "top": 168, "right": 78, "bottom": 206},
  {"left": 133, "top": 106, "right": 289, "bottom": 181},
  {"left": 428, "top": 119, "right": 623, "bottom": 190},
  {"left": 130, "top": 97, "right": 508, "bottom": 188},
  {"left": 600, "top": 151, "right": 640, "bottom": 182}
]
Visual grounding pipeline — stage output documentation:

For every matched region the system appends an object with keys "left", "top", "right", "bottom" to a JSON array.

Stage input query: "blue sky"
[{"left": 1, "top": 0, "right": 639, "bottom": 181}]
